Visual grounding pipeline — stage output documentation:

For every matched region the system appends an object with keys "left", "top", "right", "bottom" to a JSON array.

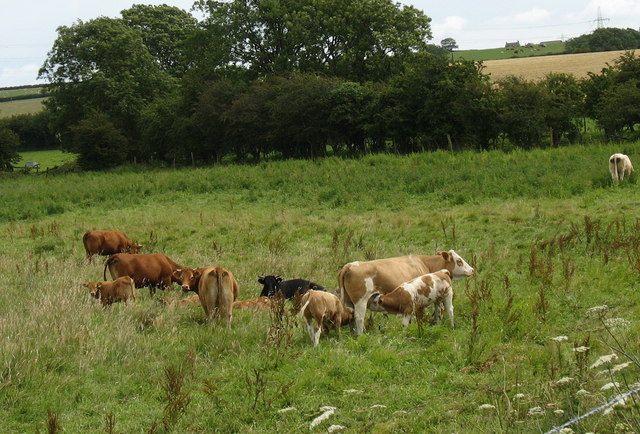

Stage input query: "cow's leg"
[
  {"left": 353, "top": 298, "right": 368, "bottom": 336},
  {"left": 444, "top": 293, "right": 454, "bottom": 328},
  {"left": 313, "top": 322, "right": 322, "bottom": 346},
  {"left": 306, "top": 319, "right": 315, "bottom": 344}
]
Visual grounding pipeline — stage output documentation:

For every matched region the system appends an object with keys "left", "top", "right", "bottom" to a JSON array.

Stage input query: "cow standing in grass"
[
  {"left": 339, "top": 250, "right": 474, "bottom": 335},
  {"left": 83, "top": 230, "right": 142, "bottom": 264},
  {"left": 609, "top": 153, "right": 634, "bottom": 182}
]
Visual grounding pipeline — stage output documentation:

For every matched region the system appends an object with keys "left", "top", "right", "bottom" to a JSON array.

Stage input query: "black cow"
[{"left": 258, "top": 275, "right": 325, "bottom": 299}]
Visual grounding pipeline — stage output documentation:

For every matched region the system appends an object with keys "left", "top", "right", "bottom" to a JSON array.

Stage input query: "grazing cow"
[
  {"left": 84, "top": 276, "right": 136, "bottom": 306},
  {"left": 299, "top": 290, "right": 354, "bottom": 346},
  {"left": 338, "top": 250, "right": 474, "bottom": 335},
  {"left": 161, "top": 294, "right": 200, "bottom": 307},
  {"left": 370, "top": 270, "right": 454, "bottom": 328},
  {"left": 173, "top": 266, "right": 240, "bottom": 324},
  {"left": 609, "top": 153, "right": 634, "bottom": 182},
  {"left": 103, "top": 253, "right": 184, "bottom": 294},
  {"left": 83, "top": 230, "right": 142, "bottom": 264},
  {"left": 232, "top": 296, "right": 272, "bottom": 310},
  {"left": 258, "top": 275, "right": 325, "bottom": 299}
]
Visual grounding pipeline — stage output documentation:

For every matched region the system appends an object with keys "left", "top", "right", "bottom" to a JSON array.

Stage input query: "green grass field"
[
  {"left": 0, "top": 97, "right": 47, "bottom": 118},
  {"left": 456, "top": 42, "right": 566, "bottom": 61},
  {"left": 0, "top": 144, "right": 639, "bottom": 432},
  {"left": 0, "top": 87, "right": 44, "bottom": 99},
  {"left": 17, "top": 149, "right": 77, "bottom": 171}
]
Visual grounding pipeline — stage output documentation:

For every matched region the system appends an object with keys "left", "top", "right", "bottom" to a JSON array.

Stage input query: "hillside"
[
  {"left": 0, "top": 144, "right": 639, "bottom": 432},
  {"left": 481, "top": 49, "right": 629, "bottom": 81}
]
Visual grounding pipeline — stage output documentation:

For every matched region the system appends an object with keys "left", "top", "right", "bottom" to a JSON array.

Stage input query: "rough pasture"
[{"left": 0, "top": 144, "right": 639, "bottom": 432}]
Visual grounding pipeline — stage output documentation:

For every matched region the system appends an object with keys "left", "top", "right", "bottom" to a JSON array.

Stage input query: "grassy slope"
[
  {"left": 455, "top": 43, "right": 566, "bottom": 61},
  {"left": 0, "top": 144, "right": 639, "bottom": 432},
  {"left": 0, "top": 97, "right": 47, "bottom": 118},
  {"left": 16, "top": 149, "right": 77, "bottom": 170}
]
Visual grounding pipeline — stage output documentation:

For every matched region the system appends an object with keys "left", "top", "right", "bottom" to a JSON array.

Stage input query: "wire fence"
[{"left": 545, "top": 386, "right": 640, "bottom": 433}]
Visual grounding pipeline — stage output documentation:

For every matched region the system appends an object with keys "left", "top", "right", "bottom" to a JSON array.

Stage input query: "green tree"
[
  {"left": 0, "top": 127, "right": 21, "bottom": 171},
  {"left": 39, "top": 17, "right": 175, "bottom": 145},
  {"left": 497, "top": 76, "right": 548, "bottom": 148},
  {"left": 440, "top": 37, "right": 458, "bottom": 51},
  {"left": 566, "top": 27, "right": 640, "bottom": 53},
  {"left": 596, "top": 80, "right": 640, "bottom": 139},
  {"left": 121, "top": 4, "right": 198, "bottom": 77},
  {"left": 542, "top": 73, "right": 584, "bottom": 145},
  {"left": 3, "top": 111, "right": 59, "bottom": 150},
  {"left": 195, "top": 0, "right": 431, "bottom": 81},
  {"left": 69, "top": 111, "right": 129, "bottom": 170}
]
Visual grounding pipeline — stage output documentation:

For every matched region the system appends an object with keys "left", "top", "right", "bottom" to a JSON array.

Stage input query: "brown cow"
[
  {"left": 299, "top": 290, "right": 354, "bottom": 346},
  {"left": 84, "top": 276, "right": 136, "bottom": 306},
  {"left": 338, "top": 250, "right": 474, "bottom": 335},
  {"left": 173, "top": 266, "right": 239, "bottom": 325},
  {"left": 83, "top": 230, "right": 142, "bottom": 264},
  {"left": 232, "top": 296, "right": 272, "bottom": 310},
  {"left": 371, "top": 269, "right": 454, "bottom": 328},
  {"left": 103, "top": 253, "right": 184, "bottom": 295},
  {"left": 161, "top": 294, "right": 200, "bottom": 307}
]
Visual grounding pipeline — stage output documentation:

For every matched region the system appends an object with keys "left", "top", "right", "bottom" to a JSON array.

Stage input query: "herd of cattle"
[{"left": 82, "top": 229, "right": 475, "bottom": 345}]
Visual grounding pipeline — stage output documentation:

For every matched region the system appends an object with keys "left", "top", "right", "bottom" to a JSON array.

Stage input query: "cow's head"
[
  {"left": 127, "top": 243, "right": 143, "bottom": 254},
  {"left": 84, "top": 281, "right": 102, "bottom": 298},
  {"left": 172, "top": 268, "right": 201, "bottom": 293},
  {"left": 440, "top": 250, "right": 474, "bottom": 280},
  {"left": 258, "top": 275, "right": 282, "bottom": 297},
  {"left": 341, "top": 306, "right": 355, "bottom": 325}
]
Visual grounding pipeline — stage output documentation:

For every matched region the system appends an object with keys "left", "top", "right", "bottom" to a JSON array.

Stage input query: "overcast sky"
[{"left": 1, "top": 0, "right": 639, "bottom": 87}]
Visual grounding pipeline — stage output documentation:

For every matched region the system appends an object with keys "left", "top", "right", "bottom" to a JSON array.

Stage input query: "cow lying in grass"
[
  {"left": 299, "top": 290, "right": 354, "bottom": 346},
  {"left": 370, "top": 269, "right": 454, "bottom": 328},
  {"left": 84, "top": 276, "right": 136, "bottom": 306}
]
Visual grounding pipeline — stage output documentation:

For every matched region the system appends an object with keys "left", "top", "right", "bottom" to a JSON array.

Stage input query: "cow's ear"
[
  {"left": 439, "top": 251, "right": 451, "bottom": 261},
  {"left": 258, "top": 276, "right": 265, "bottom": 284},
  {"left": 276, "top": 277, "right": 283, "bottom": 283},
  {"left": 82, "top": 283, "right": 89, "bottom": 288},
  {"left": 172, "top": 269, "right": 181, "bottom": 278},
  {"left": 97, "top": 283, "right": 103, "bottom": 289},
  {"left": 193, "top": 270, "right": 201, "bottom": 280}
]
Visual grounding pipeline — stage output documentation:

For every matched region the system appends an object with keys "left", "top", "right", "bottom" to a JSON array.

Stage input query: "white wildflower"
[
  {"left": 590, "top": 353, "right": 618, "bottom": 369},
  {"left": 478, "top": 404, "right": 496, "bottom": 411},
  {"left": 558, "top": 428, "right": 574, "bottom": 434},
  {"left": 554, "top": 409, "right": 565, "bottom": 416},
  {"left": 604, "top": 318, "right": 631, "bottom": 330},
  {"left": 551, "top": 335, "right": 569, "bottom": 342},
  {"left": 343, "top": 389, "right": 362, "bottom": 394},
  {"left": 555, "top": 377, "right": 574, "bottom": 386},
  {"left": 575, "top": 389, "right": 590, "bottom": 397},
  {"left": 309, "top": 407, "right": 336, "bottom": 430},
  {"left": 600, "top": 382, "right": 620, "bottom": 391},
  {"left": 586, "top": 305, "right": 608, "bottom": 316},
  {"left": 327, "top": 425, "right": 347, "bottom": 433},
  {"left": 527, "top": 406, "right": 545, "bottom": 417},
  {"left": 612, "top": 362, "right": 632, "bottom": 373},
  {"left": 573, "top": 346, "right": 589, "bottom": 353},
  {"left": 603, "top": 407, "right": 614, "bottom": 416},
  {"left": 277, "top": 406, "right": 297, "bottom": 413},
  {"left": 514, "top": 393, "right": 526, "bottom": 399}
]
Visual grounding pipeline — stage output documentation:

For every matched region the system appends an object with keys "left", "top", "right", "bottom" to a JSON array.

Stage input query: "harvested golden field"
[{"left": 482, "top": 49, "right": 632, "bottom": 81}]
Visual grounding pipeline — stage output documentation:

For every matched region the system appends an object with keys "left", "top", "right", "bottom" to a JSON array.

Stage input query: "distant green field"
[
  {"left": 0, "top": 97, "right": 47, "bottom": 118},
  {"left": 455, "top": 42, "right": 566, "bottom": 61},
  {"left": 0, "top": 87, "right": 44, "bottom": 98},
  {"left": 17, "top": 149, "right": 77, "bottom": 170}
]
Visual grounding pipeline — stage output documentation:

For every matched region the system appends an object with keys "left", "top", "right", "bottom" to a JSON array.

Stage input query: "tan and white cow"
[
  {"left": 609, "top": 153, "right": 634, "bottom": 182},
  {"left": 172, "top": 266, "right": 240, "bottom": 325},
  {"left": 299, "top": 290, "right": 354, "bottom": 346},
  {"left": 371, "top": 269, "right": 454, "bottom": 328},
  {"left": 338, "top": 250, "right": 474, "bottom": 335}
]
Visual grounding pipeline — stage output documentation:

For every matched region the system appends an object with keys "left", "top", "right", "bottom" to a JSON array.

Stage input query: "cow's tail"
[
  {"left": 337, "top": 266, "right": 353, "bottom": 308},
  {"left": 614, "top": 156, "right": 620, "bottom": 181},
  {"left": 299, "top": 300, "right": 311, "bottom": 318},
  {"left": 103, "top": 255, "right": 119, "bottom": 280}
]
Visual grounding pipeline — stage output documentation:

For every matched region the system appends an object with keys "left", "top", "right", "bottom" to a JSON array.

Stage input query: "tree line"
[{"left": 1, "top": 1, "right": 640, "bottom": 170}]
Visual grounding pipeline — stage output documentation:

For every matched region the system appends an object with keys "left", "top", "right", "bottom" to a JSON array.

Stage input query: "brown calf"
[
  {"left": 232, "top": 296, "right": 272, "bottom": 310},
  {"left": 299, "top": 290, "right": 354, "bottom": 346},
  {"left": 84, "top": 276, "right": 136, "bottom": 306}
]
